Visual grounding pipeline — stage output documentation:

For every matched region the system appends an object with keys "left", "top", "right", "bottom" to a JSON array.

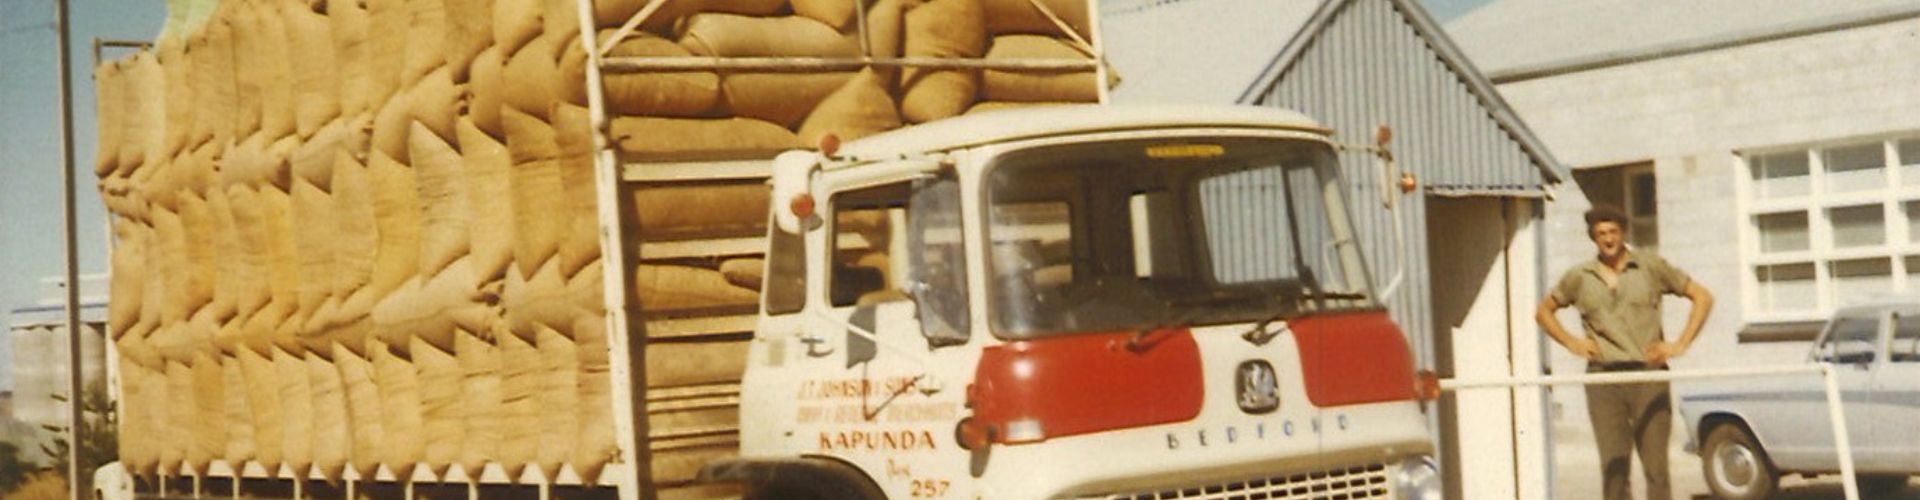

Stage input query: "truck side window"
[
  {"left": 1894, "top": 313, "right": 1920, "bottom": 362},
  {"left": 763, "top": 216, "right": 806, "bottom": 315},
  {"left": 830, "top": 184, "right": 909, "bottom": 307},
  {"left": 1817, "top": 316, "right": 1878, "bottom": 363}
]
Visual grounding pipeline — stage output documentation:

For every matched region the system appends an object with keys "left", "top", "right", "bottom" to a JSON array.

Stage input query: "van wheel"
[
  {"left": 1857, "top": 474, "right": 1909, "bottom": 497},
  {"left": 1702, "top": 424, "right": 1778, "bottom": 500}
]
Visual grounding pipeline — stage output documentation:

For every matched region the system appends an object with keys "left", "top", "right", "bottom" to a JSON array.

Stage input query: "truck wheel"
[
  {"left": 1702, "top": 424, "right": 1778, "bottom": 500},
  {"left": 1856, "top": 474, "right": 1909, "bottom": 497}
]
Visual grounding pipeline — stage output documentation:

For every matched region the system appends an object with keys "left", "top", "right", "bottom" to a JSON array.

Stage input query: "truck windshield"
[{"left": 985, "top": 136, "right": 1374, "bottom": 339}]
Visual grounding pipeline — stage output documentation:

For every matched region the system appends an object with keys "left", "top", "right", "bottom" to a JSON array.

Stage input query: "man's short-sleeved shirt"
[{"left": 1550, "top": 252, "right": 1693, "bottom": 363}]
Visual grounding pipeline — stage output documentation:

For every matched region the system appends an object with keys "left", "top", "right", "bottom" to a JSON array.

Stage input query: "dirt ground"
[{"left": 1551, "top": 422, "right": 1917, "bottom": 500}]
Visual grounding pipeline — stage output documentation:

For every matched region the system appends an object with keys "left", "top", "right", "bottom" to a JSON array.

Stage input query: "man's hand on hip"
[
  {"left": 1645, "top": 340, "right": 1687, "bottom": 366},
  {"left": 1569, "top": 337, "right": 1601, "bottom": 360}
]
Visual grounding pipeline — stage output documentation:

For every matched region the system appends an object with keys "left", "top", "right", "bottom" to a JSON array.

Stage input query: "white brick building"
[{"left": 1450, "top": 0, "right": 1920, "bottom": 425}]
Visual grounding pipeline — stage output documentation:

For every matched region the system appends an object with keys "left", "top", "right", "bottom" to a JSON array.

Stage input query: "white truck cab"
[{"left": 709, "top": 105, "right": 1440, "bottom": 499}]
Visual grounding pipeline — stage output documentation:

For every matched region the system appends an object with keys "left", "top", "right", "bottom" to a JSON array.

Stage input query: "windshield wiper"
[
  {"left": 1127, "top": 308, "right": 1199, "bottom": 352},
  {"left": 1242, "top": 308, "right": 1303, "bottom": 346},
  {"left": 1304, "top": 291, "right": 1369, "bottom": 301}
]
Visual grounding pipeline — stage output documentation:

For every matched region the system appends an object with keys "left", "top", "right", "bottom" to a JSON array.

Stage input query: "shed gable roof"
[{"left": 1102, "top": 0, "right": 1567, "bottom": 185}]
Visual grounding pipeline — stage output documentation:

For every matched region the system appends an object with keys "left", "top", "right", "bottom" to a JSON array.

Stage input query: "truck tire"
[
  {"left": 739, "top": 459, "right": 886, "bottom": 500},
  {"left": 1702, "top": 423, "right": 1778, "bottom": 500}
]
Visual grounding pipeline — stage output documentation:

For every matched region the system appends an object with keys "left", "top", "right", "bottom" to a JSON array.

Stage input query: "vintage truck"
[{"left": 87, "top": 0, "right": 1440, "bottom": 498}]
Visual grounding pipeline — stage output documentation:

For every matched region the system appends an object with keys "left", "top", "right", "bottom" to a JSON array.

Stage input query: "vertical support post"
[
  {"left": 1081, "top": 0, "right": 1108, "bottom": 104},
  {"left": 469, "top": 480, "right": 480, "bottom": 500},
  {"left": 1504, "top": 200, "right": 1551, "bottom": 500},
  {"left": 1820, "top": 365, "right": 1860, "bottom": 500},
  {"left": 55, "top": 0, "right": 87, "bottom": 498},
  {"left": 193, "top": 474, "right": 204, "bottom": 497},
  {"left": 405, "top": 481, "right": 416, "bottom": 500},
  {"left": 293, "top": 478, "right": 305, "bottom": 500},
  {"left": 576, "top": 0, "right": 654, "bottom": 499},
  {"left": 853, "top": 0, "right": 871, "bottom": 57},
  {"left": 346, "top": 478, "right": 356, "bottom": 500},
  {"left": 540, "top": 479, "right": 553, "bottom": 500}
]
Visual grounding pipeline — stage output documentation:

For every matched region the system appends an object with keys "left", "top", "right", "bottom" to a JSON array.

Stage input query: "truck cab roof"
[{"left": 834, "top": 104, "right": 1333, "bottom": 161}]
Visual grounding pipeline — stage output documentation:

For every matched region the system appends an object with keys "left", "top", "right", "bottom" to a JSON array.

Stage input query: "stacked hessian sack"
[{"left": 93, "top": 0, "right": 1100, "bottom": 489}]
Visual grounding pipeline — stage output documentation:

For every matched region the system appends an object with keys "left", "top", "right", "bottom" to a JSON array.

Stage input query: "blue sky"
[
  {"left": 0, "top": 0, "right": 1493, "bottom": 391},
  {"left": 1, "top": 0, "right": 166, "bottom": 392}
]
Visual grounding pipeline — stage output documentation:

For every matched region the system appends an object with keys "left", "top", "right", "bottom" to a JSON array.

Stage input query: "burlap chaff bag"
[
  {"left": 609, "top": 116, "right": 802, "bottom": 157},
  {"left": 677, "top": 14, "right": 859, "bottom": 58},
  {"left": 982, "top": 0, "right": 1092, "bottom": 39},
  {"left": 468, "top": 46, "right": 507, "bottom": 139},
  {"left": 443, "top": 0, "right": 494, "bottom": 82},
  {"left": 457, "top": 119, "right": 515, "bottom": 280},
  {"left": 628, "top": 182, "right": 768, "bottom": 239},
  {"left": 328, "top": 0, "right": 373, "bottom": 117},
  {"left": 502, "top": 109, "right": 564, "bottom": 275},
  {"left": 307, "top": 354, "right": 351, "bottom": 482},
  {"left": 551, "top": 104, "right": 601, "bottom": 278},
  {"left": 283, "top": 0, "right": 341, "bottom": 136},
  {"left": 559, "top": 31, "right": 721, "bottom": 117},
  {"left": 593, "top": 0, "right": 786, "bottom": 35},
  {"left": 901, "top": 0, "right": 985, "bottom": 123},
  {"left": 981, "top": 35, "right": 1101, "bottom": 103},
  {"left": 798, "top": 69, "right": 902, "bottom": 146},
  {"left": 93, "top": 60, "right": 127, "bottom": 176}
]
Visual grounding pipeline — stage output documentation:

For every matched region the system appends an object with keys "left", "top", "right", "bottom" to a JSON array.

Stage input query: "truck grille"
[{"left": 1082, "top": 462, "right": 1392, "bottom": 500}]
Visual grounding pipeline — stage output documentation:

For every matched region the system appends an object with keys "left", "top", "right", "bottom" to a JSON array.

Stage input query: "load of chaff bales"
[{"left": 90, "top": 0, "right": 1099, "bottom": 487}]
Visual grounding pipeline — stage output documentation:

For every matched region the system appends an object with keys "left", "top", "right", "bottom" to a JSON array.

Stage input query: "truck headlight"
[{"left": 1394, "top": 455, "right": 1441, "bottom": 500}]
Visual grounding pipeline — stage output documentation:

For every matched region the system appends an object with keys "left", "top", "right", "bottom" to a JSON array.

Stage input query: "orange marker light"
[
  {"left": 789, "top": 193, "right": 816, "bottom": 220},
  {"left": 818, "top": 133, "right": 841, "bottom": 157},
  {"left": 1415, "top": 369, "right": 1441, "bottom": 401}
]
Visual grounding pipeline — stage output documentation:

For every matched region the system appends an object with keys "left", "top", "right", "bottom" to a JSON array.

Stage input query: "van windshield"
[{"left": 985, "top": 136, "right": 1374, "bottom": 339}]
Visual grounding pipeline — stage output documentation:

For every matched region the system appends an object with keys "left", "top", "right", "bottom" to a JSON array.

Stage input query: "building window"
[
  {"left": 1574, "top": 163, "right": 1659, "bottom": 250},
  {"left": 1739, "top": 137, "right": 1920, "bottom": 322}
]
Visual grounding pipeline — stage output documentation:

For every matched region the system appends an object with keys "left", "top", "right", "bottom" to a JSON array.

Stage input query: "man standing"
[{"left": 1536, "top": 206, "right": 1713, "bottom": 500}]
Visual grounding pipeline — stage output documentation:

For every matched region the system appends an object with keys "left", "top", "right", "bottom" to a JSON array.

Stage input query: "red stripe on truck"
[
  {"left": 967, "top": 329, "right": 1204, "bottom": 444},
  {"left": 1289, "top": 311, "right": 1418, "bottom": 407}
]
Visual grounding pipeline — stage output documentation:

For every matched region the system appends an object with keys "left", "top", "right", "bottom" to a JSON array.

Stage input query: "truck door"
[{"left": 789, "top": 174, "right": 977, "bottom": 498}]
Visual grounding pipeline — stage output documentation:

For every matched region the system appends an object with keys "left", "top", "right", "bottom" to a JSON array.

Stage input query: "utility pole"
[{"left": 55, "top": 0, "right": 86, "bottom": 497}]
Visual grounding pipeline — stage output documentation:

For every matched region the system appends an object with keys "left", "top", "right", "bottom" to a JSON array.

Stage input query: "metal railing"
[{"left": 1440, "top": 363, "right": 1860, "bottom": 500}]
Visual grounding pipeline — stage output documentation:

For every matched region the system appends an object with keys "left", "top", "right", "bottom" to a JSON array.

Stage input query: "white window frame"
[{"left": 1737, "top": 137, "right": 1920, "bottom": 324}]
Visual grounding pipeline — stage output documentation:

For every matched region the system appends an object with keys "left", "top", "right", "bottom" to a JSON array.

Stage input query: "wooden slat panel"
[
  {"left": 644, "top": 339, "right": 749, "bottom": 388},
  {"left": 650, "top": 443, "right": 739, "bottom": 486},
  {"left": 645, "top": 314, "right": 758, "bottom": 340},
  {"left": 648, "top": 401, "right": 740, "bottom": 444},
  {"left": 628, "top": 183, "right": 770, "bottom": 240},
  {"left": 637, "top": 236, "right": 767, "bottom": 261},
  {"left": 620, "top": 159, "right": 772, "bottom": 181}
]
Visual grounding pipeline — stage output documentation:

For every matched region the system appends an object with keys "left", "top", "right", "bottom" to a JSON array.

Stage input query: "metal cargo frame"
[{"left": 569, "top": 1, "right": 1110, "bottom": 498}]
